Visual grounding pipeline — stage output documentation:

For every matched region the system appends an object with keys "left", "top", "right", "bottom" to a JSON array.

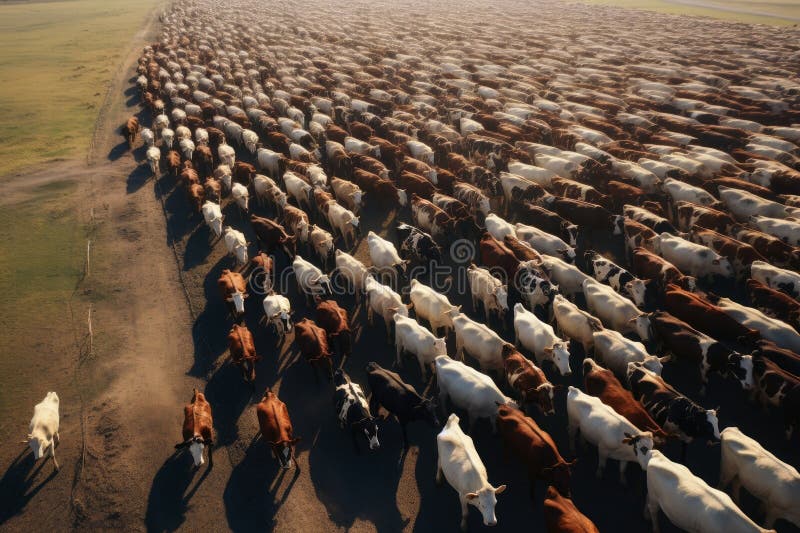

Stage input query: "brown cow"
[
  {"left": 480, "top": 232, "right": 520, "bottom": 281},
  {"left": 501, "top": 345, "right": 554, "bottom": 415},
  {"left": 607, "top": 181, "right": 646, "bottom": 211},
  {"left": 166, "top": 150, "right": 181, "bottom": 176},
  {"left": 123, "top": 116, "right": 139, "bottom": 147},
  {"left": 249, "top": 251, "right": 274, "bottom": 293},
  {"left": 294, "top": 318, "right": 333, "bottom": 381},
  {"left": 250, "top": 214, "right": 297, "bottom": 258},
  {"left": 504, "top": 235, "right": 544, "bottom": 264},
  {"left": 733, "top": 225, "right": 800, "bottom": 269},
  {"left": 517, "top": 203, "right": 578, "bottom": 248},
  {"left": 193, "top": 145, "right": 214, "bottom": 178},
  {"left": 350, "top": 168, "right": 407, "bottom": 207},
  {"left": 675, "top": 201, "right": 736, "bottom": 233},
  {"left": 315, "top": 298, "right": 352, "bottom": 358},
  {"left": 351, "top": 154, "right": 390, "bottom": 180},
  {"left": 217, "top": 269, "right": 247, "bottom": 317},
  {"left": 547, "top": 197, "right": 623, "bottom": 236},
  {"left": 410, "top": 194, "right": 455, "bottom": 241},
  {"left": 543, "top": 486, "right": 600, "bottom": 533},
  {"left": 175, "top": 388, "right": 214, "bottom": 467},
  {"left": 397, "top": 170, "right": 438, "bottom": 200},
  {"left": 496, "top": 405, "right": 574, "bottom": 500},
  {"left": 690, "top": 227, "right": 767, "bottom": 280},
  {"left": 632, "top": 247, "right": 696, "bottom": 292},
  {"left": 180, "top": 166, "right": 200, "bottom": 188},
  {"left": 186, "top": 183, "right": 205, "bottom": 213},
  {"left": 204, "top": 177, "right": 222, "bottom": 203},
  {"left": 623, "top": 219, "right": 660, "bottom": 261},
  {"left": 583, "top": 358, "right": 670, "bottom": 444},
  {"left": 256, "top": 389, "right": 300, "bottom": 469},
  {"left": 233, "top": 161, "right": 256, "bottom": 185},
  {"left": 228, "top": 324, "right": 260, "bottom": 384},
  {"left": 550, "top": 176, "right": 608, "bottom": 204},
  {"left": 747, "top": 279, "right": 800, "bottom": 331},
  {"left": 752, "top": 339, "right": 800, "bottom": 377},
  {"left": 752, "top": 357, "right": 800, "bottom": 440}
]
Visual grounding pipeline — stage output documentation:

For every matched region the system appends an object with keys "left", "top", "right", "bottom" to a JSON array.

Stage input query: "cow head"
[
  {"left": 564, "top": 224, "right": 579, "bottom": 248},
  {"left": 611, "top": 214, "right": 624, "bottom": 236},
  {"left": 358, "top": 417, "right": 380, "bottom": 450},
  {"left": 728, "top": 353, "right": 754, "bottom": 390},
  {"left": 558, "top": 247, "right": 576, "bottom": 264},
  {"left": 542, "top": 461, "right": 574, "bottom": 497},
  {"left": 534, "top": 382, "right": 556, "bottom": 416},
  {"left": 414, "top": 397, "right": 441, "bottom": 428},
  {"left": 229, "top": 289, "right": 246, "bottom": 315},
  {"left": 697, "top": 408, "right": 721, "bottom": 444},
  {"left": 624, "top": 278, "right": 647, "bottom": 309},
  {"left": 270, "top": 437, "right": 301, "bottom": 469},
  {"left": 629, "top": 313, "right": 653, "bottom": 342},
  {"left": 621, "top": 431, "right": 655, "bottom": 469},
  {"left": 711, "top": 257, "right": 734, "bottom": 279},
  {"left": 544, "top": 341, "right": 571, "bottom": 376},
  {"left": 397, "top": 188, "right": 408, "bottom": 207},
  {"left": 175, "top": 435, "right": 211, "bottom": 467},
  {"left": 465, "top": 484, "right": 506, "bottom": 527},
  {"left": 494, "top": 284, "right": 509, "bottom": 319},
  {"left": 641, "top": 354, "right": 664, "bottom": 376}
]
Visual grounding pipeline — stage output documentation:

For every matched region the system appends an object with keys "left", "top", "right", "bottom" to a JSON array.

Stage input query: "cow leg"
[
  {"left": 646, "top": 495, "right": 660, "bottom": 532},
  {"left": 764, "top": 507, "right": 778, "bottom": 529},
  {"left": 567, "top": 423, "right": 578, "bottom": 454},
  {"left": 618, "top": 459, "right": 628, "bottom": 485},
  {"left": 455, "top": 338, "right": 464, "bottom": 362},
  {"left": 395, "top": 343, "right": 403, "bottom": 368},
  {"left": 50, "top": 441, "right": 60, "bottom": 471},
  {"left": 435, "top": 455, "right": 443, "bottom": 485},
  {"left": 730, "top": 477, "right": 742, "bottom": 504},
  {"left": 595, "top": 447, "right": 607, "bottom": 479},
  {"left": 458, "top": 494, "right": 469, "bottom": 532},
  {"left": 418, "top": 357, "right": 428, "bottom": 381},
  {"left": 54, "top": 432, "right": 60, "bottom": 446}
]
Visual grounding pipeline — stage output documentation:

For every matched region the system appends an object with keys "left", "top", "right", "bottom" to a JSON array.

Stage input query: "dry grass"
[{"left": 579, "top": 0, "right": 800, "bottom": 25}]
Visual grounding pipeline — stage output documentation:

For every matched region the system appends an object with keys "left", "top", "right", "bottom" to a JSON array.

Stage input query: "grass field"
[
  {"left": 0, "top": 0, "right": 160, "bottom": 178},
  {"left": 580, "top": 0, "right": 800, "bottom": 24}
]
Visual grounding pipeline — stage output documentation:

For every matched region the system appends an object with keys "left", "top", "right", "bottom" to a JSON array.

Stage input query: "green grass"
[
  {"left": 579, "top": 0, "right": 800, "bottom": 25},
  {"left": 0, "top": 0, "right": 160, "bottom": 178}
]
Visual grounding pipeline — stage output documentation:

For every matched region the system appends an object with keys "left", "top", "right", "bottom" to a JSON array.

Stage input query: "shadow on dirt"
[
  {"left": 144, "top": 450, "right": 213, "bottom": 533},
  {"left": 0, "top": 449, "right": 59, "bottom": 525}
]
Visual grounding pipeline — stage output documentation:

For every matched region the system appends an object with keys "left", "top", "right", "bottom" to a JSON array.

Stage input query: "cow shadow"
[
  {"left": 127, "top": 164, "right": 153, "bottom": 194},
  {"left": 144, "top": 450, "right": 212, "bottom": 533},
  {"left": 183, "top": 225, "right": 215, "bottom": 270},
  {"left": 203, "top": 363, "right": 254, "bottom": 447},
  {"left": 108, "top": 140, "right": 131, "bottom": 162},
  {"left": 0, "top": 449, "right": 59, "bottom": 525}
]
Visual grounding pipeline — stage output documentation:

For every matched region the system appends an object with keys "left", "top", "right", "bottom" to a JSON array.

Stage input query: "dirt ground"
[{"left": 1, "top": 4, "right": 800, "bottom": 533}]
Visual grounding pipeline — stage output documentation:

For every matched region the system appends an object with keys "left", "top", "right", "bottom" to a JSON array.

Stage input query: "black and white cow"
[
  {"left": 365, "top": 362, "right": 439, "bottom": 448},
  {"left": 627, "top": 362, "right": 720, "bottom": 453},
  {"left": 584, "top": 250, "right": 648, "bottom": 309},
  {"left": 515, "top": 260, "right": 559, "bottom": 315},
  {"left": 396, "top": 222, "right": 442, "bottom": 272},
  {"left": 334, "top": 370, "right": 380, "bottom": 452}
]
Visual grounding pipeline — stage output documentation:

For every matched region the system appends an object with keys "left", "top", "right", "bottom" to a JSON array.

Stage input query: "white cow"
[
  {"left": 720, "top": 186, "right": 795, "bottom": 221},
  {"left": 406, "top": 140, "right": 435, "bottom": 166},
  {"left": 179, "top": 138, "right": 195, "bottom": 161},
  {"left": 585, "top": 252, "right": 647, "bottom": 308},
  {"left": 201, "top": 201, "right": 223, "bottom": 238},
  {"left": 141, "top": 127, "right": 155, "bottom": 147},
  {"left": 344, "top": 136, "right": 380, "bottom": 158},
  {"left": 582, "top": 279, "right": 652, "bottom": 341},
  {"left": 467, "top": 264, "right": 508, "bottom": 324},
  {"left": 628, "top": 443, "right": 773, "bottom": 533},
  {"left": 750, "top": 215, "right": 800, "bottom": 247},
  {"left": 241, "top": 129, "right": 259, "bottom": 154},
  {"left": 436, "top": 413, "right": 507, "bottom": 531},
  {"left": 292, "top": 255, "right": 331, "bottom": 305},
  {"left": 507, "top": 161, "right": 556, "bottom": 188},
  {"left": 308, "top": 225, "right": 335, "bottom": 271},
  {"left": 283, "top": 171, "right": 313, "bottom": 210},
  {"left": 657, "top": 232, "right": 734, "bottom": 279},
  {"left": 326, "top": 202, "right": 360, "bottom": 249},
  {"left": 223, "top": 226, "right": 248, "bottom": 265},
  {"left": 450, "top": 311, "right": 506, "bottom": 372},
  {"left": 365, "top": 276, "right": 407, "bottom": 342},
  {"left": 410, "top": 279, "right": 459, "bottom": 336},
  {"left": 435, "top": 356, "right": 517, "bottom": 432},
  {"left": 146, "top": 146, "right": 161, "bottom": 175},
  {"left": 257, "top": 147, "right": 284, "bottom": 178},
  {"left": 719, "top": 427, "right": 800, "bottom": 529},
  {"left": 161, "top": 127, "right": 175, "bottom": 148},
  {"left": 27, "top": 392, "right": 60, "bottom": 471},
  {"left": 334, "top": 250, "right": 370, "bottom": 304},
  {"left": 262, "top": 292, "right": 292, "bottom": 341},
  {"left": 515, "top": 223, "right": 575, "bottom": 263},
  {"left": 231, "top": 182, "right": 249, "bottom": 212},
  {"left": 540, "top": 255, "right": 592, "bottom": 298},
  {"left": 331, "top": 177, "right": 365, "bottom": 215},
  {"left": 713, "top": 295, "right": 800, "bottom": 353},
  {"left": 566, "top": 386, "right": 653, "bottom": 484},
  {"left": 367, "top": 231, "right": 408, "bottom": 285},
  {"left": 214, "top": 164, "right": 232, "bottom": 191},
  {"left": 553, "top": 294, "right": 603, "bottom": 353},
  {"left": 513, "top": 303, "right": 571, "bottom": 376},
  {"left": 485, "top": 213, "right": 516, "bottom": 242},
  {"left": 662, "top": 177, "right": 718, "bottom": 207},
  {"left": 593, "top": 329, "right": 664, "bottom": 379},
  {"left": 750, "top": 261, "right": 800, "bottom": 300},
  {"left": 394, "top": 314, "right": 447, "bottom": 380},
  {"left": 219, "top": 144, "right": 236, "bottom": 167},
  {"left": 253, "top": 175, "right": 287, "bottom": 212}
]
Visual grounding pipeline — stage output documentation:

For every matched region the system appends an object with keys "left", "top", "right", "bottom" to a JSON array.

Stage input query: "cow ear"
[
  {"left": 465, "top": 492, "right": 478, "bottom": 500},
  {"left": 494, "top": 485, "right": 507, "bottom": 495},
  {"left": 712, "top": 258, "right": 720, "bottom": 265}
]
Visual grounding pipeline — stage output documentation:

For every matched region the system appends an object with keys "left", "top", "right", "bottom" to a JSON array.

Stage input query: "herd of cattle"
[{"left": 25, "top": 0, "right": 800, "bottom": 530}]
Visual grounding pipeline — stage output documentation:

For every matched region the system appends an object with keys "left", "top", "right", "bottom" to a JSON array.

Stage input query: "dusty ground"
[{"left": 1, "top": 3, "right": 800, "bottom": 533}]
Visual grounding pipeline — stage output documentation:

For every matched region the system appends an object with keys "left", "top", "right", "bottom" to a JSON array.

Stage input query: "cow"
[
  {"left": 293, "top": 255, "right": 332, "bottom": 305},
  {"left": 539, "top": 255, "right": 591, "bottom": 300},
  {"left": 410, "top": 279, "right": 459, "bottom": 337},
  {"left": 334, "top": 370, "right": 380, "bottom": 452},
  {"left": 480, "top": 233, "right": 521, "bottom": 282},
  {"left": 582, "top": 359, "right": 669, "bottom": 445},
  {"left": 627, "top": 362, "right": 720, "bottom": 447},
  {"left": 735, "top": 228, "right": 800, "bottom": 269},
  {"left": 623, "top": 218, "right": 661, "bottom": 261},
  {"left": 710, "top": 294, "right": 800, "bottom": 353},
  {"left": 593, "top": 328, "right": 663, "bottom": 378},
  {"left": 294, "top": 318, "right": 334, "bottom": 381},
  {"left": 552, "top": 294, "right": 603, "bottom": 353},
  {"left": 751, "top": 215, "right": 800, "bottom": 248},
  {"left": 282, "top": 204, "right": 311, "bottom": 244},
  {"left": 202, "top": 201, "right": 223, "bottom": 239},
  {"left": 450, "top": 311, "right": 506, "bottom": 372},
  {"left": 752, "top": 339, "right": 800, "bottom": 377},
  {"left": 123, "top": 116, "right": 139, "bottom": 147},
  {"left": 175, "top": 389, "right": 213, "bottom": 467},
  {"left": 501, "top": 344, "right": 556, "bottom": 416},
  {"left": 583, "top": 279, "right": 652, "bottom": 341},
  {"left": 515, "top": 222, "right": 575, "bottom": 264},
  {"left": 233, "top": 161, "right": 256, "bottom": 186},
  {"left": 514, "top": 303, "right": 571, "bottom": 376},
  {"left": 657, "top": 232, "right": 734, "bottom": 280},
  {"left": 585, "top": 250, "right": 647, "bottom": 308},
  {"left": 146, "top": 145, "right": 161, "bottom": 175},
  {"left": 662, "top": 177, "right": 719, "bottom": 208},
  {"left": 752, "top": 356, "right": 800, "bottom": 440},
  {"left": 690, "top": 228, "right": 767, "bottom": 280},
  {"left": 747, "top": 279, "right": 800, "bottom": 331},
  {"left": 551, "top": 176, "right": 607, "bottom": 204},
  {"left": 436, "top": 413, "right": 507, "bottom": 531},
  {"left": 394, "top": 313, "right": 447, "bottom": 380},
  {"left": 751, "top": 261, "right": 800, "bottom": 300},
  {"left": 624, "top": 438, "right": 774, "bottom": 533},
  {"left": 263, "top": 291, "right": 292, "bottom": 342},
  {"left": 719, "top": 426, "right": 800, "bottom": 529},
  {"left": 675, "top": 201, "right": 737, "bottom": 234},
  {"left": 166, "top": 150, "right": 181, "bottom": 176},
  {"left": 367, "top": 231, "right": 408, "bottom": 285},
  {"left": 223, "top": 226, "right": 248, "bottom": 265},
  {"left": 632, "top": 247, "right": 696, "bottom": 292},
  {"left": 467, "top": 263, "right": 508, "bottom": 325},
  {"left": 664, "top": 284, "right": 760, "bottom": 345},
  {"left": 516, "top": 203, "right": 578, "bottom": 247},
  {"left": 453, "top": 182, "right": 492, "bottom": 218},
  {"left": 652, "top": 311, "right": 754, "bottom": 392},
  {"left": 350, "top": 168, "right": 407, "bottom": 207},
  {"left": 397, "top": 170, "right": 438, "bottom": 200},
  {"left": 566, "top": 386, "right": 654, "bottom": 484},
  {"left": 26, "top": 392, "right": 60, "bottom": 471},
  {"left": 217, "top": 269, "right": 247, "bottom": 318},
  {"left": 309, "top": 300, "right": 349, "bottom": 361},
  {"left": 720, "top": 186, "right": 795, "bottom": 221},
  {"left": 432, "top": 192, "right": 472, "bottom": 222},
  {"left": 330, "top": 177, "right": 365, "bottom": 215},
  {"left": 411, "top": 194, "right": 456, "bottom": 241},
  {"left": 308, "top": 225, "right": 335, "bottom": 271},
  {"left": 498, "top": 172, "right": 551, "bottom": 210},
  {"left": 485, "top": 213, "right": 515, "bottom": 243},
  {"left": 253, "top": 175, "right": 287, "bottom": 212},
  {"left": 228, "top": 324, "right": 260, "bottom": 384},
  {"left": 250, "top": 214, "right": 296, "bottom": 259},
  {"left": 543, "top": 486, "right": 600, "bottom": 533},
  {"left": 334, "top": 249, "right": 370, "bottom": 304},
  {"left": 366, "top": 362, "right": 439, "bottom": 448},
  {"left": 365, "top": 276, "right": 407, "bottom": 343},
  {"left": 256, "top": 389, "right": 300, "bottom": 469},
  {"left": 325, "top": 201, "right": 360, "bottom": 249},
  {"left": 548, "top": 197, "right": 623, "bottom": 235},
  {"left": 504, "top": 235, "right": 544, "bottom": 264},
  {"left": 496, "top": 405, "right": 571, "bottom": 501},
  {"left": 396, "top": 222, "right": 441, "bottom": 271}
]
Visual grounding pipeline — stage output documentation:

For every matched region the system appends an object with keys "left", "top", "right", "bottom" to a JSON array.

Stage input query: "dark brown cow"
[
  {"left": 123, "top": 116, "right": 139, "bottom": 147},
  {"left": 664, "top": 283, "right": 760, "bottom": 346},
  {"left": 501, "top": 345, "right": 554, "bottom": 415},
  {"left": 703, "top": 177, "right": 782, "bottom": 203},
  {"left": 752, "top": 339, "right": 800, "bottom": 376},
  {"left": 186, "top": 183, "right": 204, "bottom": 212},
  {"left": 675, "top": 201, "right": 737, "bottom": 233},
  {"left": 747, "top": 279, "right": 800, "bottom": 331},
  {"left": 397, "top": 170, "right": 438, "bottom": 200},
  {"left": 504, "top": 235, "right": 544, "bottom": 264},
  {"left": 217, "top": 269, "right": 247, "bottom": 317},
  {"left": 249, "top": 251, "right": 274, "bottom": 293},
  {"left": 733, "top": 225, "right": 800, "bottom": 269},
  {"left": 543, "top": 486, "right": 600, "bottom": 533},
  {"left": 690, "top": 227, "right": 767, "bottom": 280},
  {"left": 350, "top": 168, "right": 407, "bottom": 207},
  {"left": 325, "top": 123, "right": 349, "bottom": 144},
  {"left": 547, "top": 197, "right": 623, "bottom": 235},
  {"left": 550, "top": 176, "right": 608, "bottom": 204},
  {"left": 193, "top": 145, "right": 213, "bottom": 178},
  {"left": 266, "top": 131, "right": 291, "bottom": 155},
  {"left": 204, "top": 177, "right": 222, "bottom": 203},
  {"left": 166, "top": 150, "right": 181, "bottom": 176},
  {"left": 632, "top": 247, "right": 696, "bottom": 292},
  {"left": 175, "top": 388, "right": 214, "bottom": 467},
  {"left": 250, "top": 214, "right": 297, "bottom": 258},
  {"left": 582, "top": 358, "right": 670, "bottom": 444},
  {"left": 180, "top": 166, "right": 200, "bottom": 188},
  {"left": 752, "top": 357, "right": 800, "bottom": 440},
  {"left": 607, "top": 181, "right": 646, "bottom": 211},
  {"left": 480, "top": 232, "right": 520, "bottom": 281},
  {"left": 315, "top": 299, "right": 352, "bottom": 358},
  {"left": 517, "top": 203, "right": 578, "bottom": 247},
  {"left": 623, "top": 205, "right": 677, "bottom": 234},
  {"left": 228, "top": 324, "right": 260, "bottom": 384},
  {"left": 431, "top": 192, "right": 471, "bottom": 221},
  {"left": 351, "top": 154, "right": 390, "bottom": 179},
  {"left": 496, "top": 405, "right": 573, "bottom": 499},
  {"left": 256, "top": 389, "right": 300, "bottom": 469},
  {"left": 293, "top": 318, "right": 333, "bottom": 380},
  {"left": 233, "top": 161, "right": 256, "bottom": 185},
  {"left": 624, "top": 219, "right": 660, "bottom": 260}
]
